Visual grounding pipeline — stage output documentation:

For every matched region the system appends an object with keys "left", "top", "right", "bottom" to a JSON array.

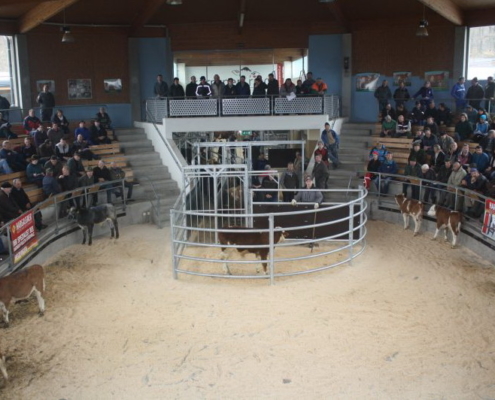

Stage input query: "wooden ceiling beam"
[
  {"left": 464, "top": 8, "right": 495, "bottom": 27},
  {"left": 129, "top": 0, "right": 166, "bottom": 37},
  {"left": 18, "top": 0, "right": 80, "bottom": 34},
  {"left": 417, "top": 0, "right": 464, "bottom": 26},
  {"left": 0, "top": 0, "right": 50, "bottom": 5},
  {"left": 327, "top": 1, "right": 350, "bottom": 33}
]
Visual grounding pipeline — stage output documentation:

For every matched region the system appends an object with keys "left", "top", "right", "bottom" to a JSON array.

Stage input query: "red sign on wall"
[
  {"left": 276, "top": 63, "right": 283, "bottom": 86},
  {"left": 10, "top": 211, "right": 38, "bottom": 264},
  {"left": 482, "top": 199, "right": 495, "bottom": 241}
]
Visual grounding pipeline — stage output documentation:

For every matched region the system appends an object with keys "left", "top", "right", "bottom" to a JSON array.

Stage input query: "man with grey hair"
[{"left": 445, "top": 161, "right": 467, "bottom": 211}]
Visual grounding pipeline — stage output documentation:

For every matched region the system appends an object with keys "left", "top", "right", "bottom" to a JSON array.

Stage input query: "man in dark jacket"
[
  {"left": 267, "top": 73, "right": 279, "bottom": 96},
  {"left": 235, "top": 75, "right": 251, "bottom": 97},
  {"left": 185, "top": 76, "right": 197, "bottom": 98},
  {"left": 0, "top": 95, "right": 10, "bottom": 121},
  {"left": 312, "top": 154, "right": 330, "bottom": 189},
  {"left": 466, "top": 77, "right": 485, "bottom": 110},
  {"left": 11, "top": 179, "right": 46, "bottom": 230},
  {"left": 0, "top": 181, "right": 22, "bottom": 223},
  {"left": 169, "top": 78, "right": 185, "bottom": 98},
  {"left": 89, "top": 120, "right": 111, "bottom": 145},
  {"left": 153, "top": 74, "right": 168, "bottom": 98},
  {"left": 402, "top": 157, "right": 422, "bottom": 200},
  {"left": 36, "top": 84, "right": 55, "bottom": 122},
  {"left": 281, "top": 162, "right": 299, "bottom": 202},
  {"left": 393, "top": 81, "right": 410, "bottom": 108},
  {"left": 93, "top": 160, "right": 114, "bottom": 203},
  {"left": 374, "top": 80, "right": 392, "bottom": 113}
]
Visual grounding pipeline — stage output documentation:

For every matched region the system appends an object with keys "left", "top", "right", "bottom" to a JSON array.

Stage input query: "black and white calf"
[{"left": 69, "top": 204, "right": 119, "bottom": 246}]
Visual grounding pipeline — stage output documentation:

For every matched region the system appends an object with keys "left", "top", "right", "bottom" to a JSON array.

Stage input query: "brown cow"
[
  {"left": 0, "top": 264, "right": 45, "bottom": 326},
  {"left": 427, "top": 205, "right": 462, "bottom": 248},
  {"left": 0, "top": 350, "right": 7, "bottom": 381},
  {"left": 218, "top": 226, "right": 288, "bottom": 275},
  {"left": 395, "top": 194, "right": 424, "bottom": 236}
]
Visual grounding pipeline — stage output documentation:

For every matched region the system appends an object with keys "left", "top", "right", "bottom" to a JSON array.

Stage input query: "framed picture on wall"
[
  {"left": 68, "top": 79, "right": 92, "bottom": 100},
  {"left": 393, "top": 72, "right": 412, "bottom": 86},
  {"left": 355, "top": 73, "right": 380, "bottom": 92},
  {"left": 425, "top": 71, "right": 450, "bottom": 91},
  {"left": 104, "top": 78, "right": 122, "bottom": 93},
  {"left": 36, "top": 80, "right": 55, "bottom": 94}
]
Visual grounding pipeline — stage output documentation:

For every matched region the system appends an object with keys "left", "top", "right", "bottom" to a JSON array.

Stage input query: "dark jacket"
[
  {"left": 235, "top": 82, "right": 251, "bottom": 97},
  {"left": 154, "top": 81, "right": 168, "bottom": 97},
  {"left": 0, "top": 190, "right": 21, "bottom": 222},
  {"left": 186, "top": 82, "right": 198, "bottom": 97},
  {"left": 267, "top": 79, "right": 279, "bottom": 96},
  {"left": 93, "top": 166, "right": 112, "bottom": 182},
  {"left": 11, "top": 187, "right": 31, "bottom": 210},
  {"left": 169, "top": 83, "right": 185, "bottom": 98},
  {"left": 42, "top": 175, "right": 61, "bottom": 196},
  {"left": 58, "top": 174, "right": 78, "bottom": 192},
  {"left": 37, "top": 91, "right": 55, "bottom": 108},
  {"left": 89, "top": 125, "right": 108, "bottom": 145},
  {"left": 223, "top": 84, "right": 238, "bottom": 96}
]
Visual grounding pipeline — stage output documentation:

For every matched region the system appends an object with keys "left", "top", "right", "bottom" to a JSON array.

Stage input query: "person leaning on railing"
[
  {"left": 377, "top": 152, "right": 398, "bottom": 195},
  {"left": 291, "top": 175, "right": 323, "bottom": 209},
  {"left": 445, "top": 161, "right": 467, "bottom": 211},
  {"left": 223, "top": 78, "right": 238, "bottom": 97},
  {"left": 436, "top": 158, "right": 453, "bottom": 206},
  {"left": 11, "top": 179, "right": 46, "bottom": 231},
  {"left": 462, "top": 167, "right": 488, "bottom": 218}
]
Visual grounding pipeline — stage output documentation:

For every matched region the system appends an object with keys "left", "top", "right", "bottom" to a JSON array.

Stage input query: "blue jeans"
[{"left": 0, "top": 159, "right": 13, "bottom": 174}]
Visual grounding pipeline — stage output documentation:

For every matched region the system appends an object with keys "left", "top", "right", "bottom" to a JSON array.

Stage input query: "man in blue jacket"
[
  {"left": 321, "top": 122, "right": 340, "bottom": 169},
  {"left": 377, "top": 152, "right": 398, "bottom": 194},
  {"left": 451, "top": 76, "right": 466, "bottom": 111}
]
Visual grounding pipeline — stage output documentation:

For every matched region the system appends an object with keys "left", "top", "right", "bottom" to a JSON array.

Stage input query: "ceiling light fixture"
[
  {"left": 416, "top": 5, "right": 429, "bottom": 37},
  {"left": 61, "top": 9, "right": 74, "bottom": 43},
  {"left": 166, "top": 0, "right": 182, "bottom": 5}
]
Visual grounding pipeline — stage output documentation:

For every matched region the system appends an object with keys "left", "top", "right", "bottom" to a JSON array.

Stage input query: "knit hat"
[
  {"left": 1, "top": 182, "right": 13, "bottom": 188},
  {"left": 409, "top": 156, "right": 417, "bottom": 162},
  {"left": 480, "top": 114, "right": 487, "bottom": 120}
]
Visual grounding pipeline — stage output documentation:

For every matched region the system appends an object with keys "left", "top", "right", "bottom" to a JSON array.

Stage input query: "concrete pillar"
[
  {"left": 128, "top": 38, "right": 141, "bottom": 122},
  {"left": 453, "top": 26, "right": 468, "bottom": 80},
  {"left": 15, "top": 35, "right": 31, "bottom": 110}
]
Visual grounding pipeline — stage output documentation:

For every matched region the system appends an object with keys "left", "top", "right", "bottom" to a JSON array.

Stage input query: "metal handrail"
[
  {"left": 144, "top": 107, "right": 182, "bottom": 171},
  {"left": 138, "top": 175, "right": 162, "bottom": 229}
]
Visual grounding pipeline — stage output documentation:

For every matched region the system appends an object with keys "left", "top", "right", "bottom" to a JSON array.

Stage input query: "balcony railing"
[{"left": 145, "top": 94, "right": 340, "bottom": 122}]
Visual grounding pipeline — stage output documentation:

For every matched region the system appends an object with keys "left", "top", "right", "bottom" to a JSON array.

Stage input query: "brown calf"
[
  {"left": 218, "top": 226, "right": 288, "bottom": 275},
  {"left": 0, "top": 264, "right": 45, "bottom": 326},
  {"left": 395, "top": 194, "right": 424, "bottom": 236},
  {"left": 427, "top": 205, "right": 462, "bottom": 248}
]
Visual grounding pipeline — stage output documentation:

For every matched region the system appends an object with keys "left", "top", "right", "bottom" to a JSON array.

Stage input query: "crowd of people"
[
  {"left": 0, "top": 105, "right": 133, "bottom": 251},
  {"left": 368, "top": 79, "right": 495, "bottom": 219},
  {"left": 153, "top": 72, "right": 328, "bottom": 99}
]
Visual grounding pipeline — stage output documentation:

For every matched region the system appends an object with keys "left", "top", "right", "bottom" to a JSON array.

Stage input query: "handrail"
[
  {"left": 144, "top": 107, "right": 182, "bottom": 171},
  {"left": 138, "top": 175, "right": 162, "bottom": 229},
  {"left": 0, "top": 178, "right": 127, "bottom": 275}
]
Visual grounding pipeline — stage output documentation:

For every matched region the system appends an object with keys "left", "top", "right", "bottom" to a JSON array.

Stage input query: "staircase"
[
  {"left": 315, "top": 122, "right": 376, "bottom": 201},
  {"left": 117, "top": 128, "right": 180, "bottom": 226}
]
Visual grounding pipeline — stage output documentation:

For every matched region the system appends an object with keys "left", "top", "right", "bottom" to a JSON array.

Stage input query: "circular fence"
[{"left": 171, "top": 187, "right": 368, "bottom": 284}]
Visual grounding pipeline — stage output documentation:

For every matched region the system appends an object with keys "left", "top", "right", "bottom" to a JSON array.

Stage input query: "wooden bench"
[{"left": 89, "top": 143, "right": 121, "bottom": 156}]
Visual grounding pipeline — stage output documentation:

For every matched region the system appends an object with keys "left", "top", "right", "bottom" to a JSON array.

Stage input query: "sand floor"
[{"left": 0, "top": 220, "right": 494, "bottom": 399}]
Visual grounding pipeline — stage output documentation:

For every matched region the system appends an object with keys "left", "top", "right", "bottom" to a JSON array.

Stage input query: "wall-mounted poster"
[
  {"left": 104, "top": 78, "right": 122, "bottom": 93},
  {"left": 356, "top": 73, "right": 380, "bottom": 92},
  {"left": 393, "top": 72, "right": 412, "bottom": 86},
  {"left": 425, "top": 71, "right": 450, "bottom": 91},
  {"left": 68, "top": 79, "right": 92, "bottom": 99},
  {"left": 36, "top": 80, "right": 55, "bottom": 94}
]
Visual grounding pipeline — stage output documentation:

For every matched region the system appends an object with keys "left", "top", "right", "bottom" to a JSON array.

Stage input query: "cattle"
[
  {"left": 427, "top": 205, "right": 462, "bottom": 248},
  {"left": 395, "top": 194, "right": 424, "bottom": 236},
  {"left": 218, "top": 226, "right": 288, "bottom": 275},
  {"left": 0, "top": 350, "right": 7, "bottom": 381},
  {"left": 0, "top": 264, "right": 45, "bottom": 327},
  {"left": 69, "top": 204, "right": 119, "bottom": 246}
]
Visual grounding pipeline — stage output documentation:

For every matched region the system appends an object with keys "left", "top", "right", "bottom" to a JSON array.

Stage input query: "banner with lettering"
[
  {"left": 10, "top": 211, "right": 38, "bottom": 264},
  {"left": 481, "top": 199, "right": 495, "bottom": 241}
]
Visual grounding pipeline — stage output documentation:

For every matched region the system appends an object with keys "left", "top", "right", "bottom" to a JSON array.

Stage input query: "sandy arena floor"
[{"left": 0, "top": 220, "right": 494, "bottom": 399}]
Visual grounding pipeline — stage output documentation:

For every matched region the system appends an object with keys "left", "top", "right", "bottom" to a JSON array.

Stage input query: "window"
[{"left": 467, "top": 26, "right": 495, "bottom": 79}]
